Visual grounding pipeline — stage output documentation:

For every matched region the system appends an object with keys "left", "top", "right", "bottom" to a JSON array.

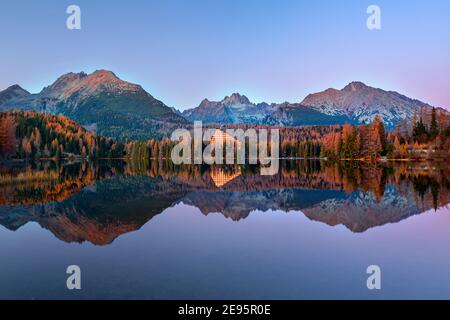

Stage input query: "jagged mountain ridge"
[
  {"left": 182, "top": 92, "right": 352, "bottom": 126},
  {"left": 182, "top": 93, "right": 275, "bottom": 124},
  {"left": 183, "top": 82, "right": 444, "bottom": 128},
  {"left": 1, "top": 73, "right": 445, "bottom": 138},
  {"left": 301, "top": 81, "right": 441, "bottom": 128}
]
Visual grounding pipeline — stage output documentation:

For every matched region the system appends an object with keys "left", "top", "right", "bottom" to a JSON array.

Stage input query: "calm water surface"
[{"left": 0, "top": 160, "right": 449, "bottom": 299}]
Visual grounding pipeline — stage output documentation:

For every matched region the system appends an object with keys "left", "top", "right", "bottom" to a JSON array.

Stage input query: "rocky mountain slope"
[
  {"left": 183, "top": 82, "right": 444, "bottom": 128},
  {"left": 301, "top": 81, "right": 438, "bottom": 128},
  {"left": 182, "top": 93, "right": 351, "bottom": 126},
  {"left": 0, "top": 84, "right": 30, "bottom": 105},
  {"left": 1, "top": 73, "right": 445, "bottom": 138},
  {"left": 182, "top": 93, "right": 275, "bottom": 124},
  {"left": 0, "top": 70, "right": 188, "bottom": 140}
]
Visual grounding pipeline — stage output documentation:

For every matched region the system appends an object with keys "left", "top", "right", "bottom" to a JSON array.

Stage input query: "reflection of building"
[{"left": 210, "top": 167, "right": 241, "bottom": 188}]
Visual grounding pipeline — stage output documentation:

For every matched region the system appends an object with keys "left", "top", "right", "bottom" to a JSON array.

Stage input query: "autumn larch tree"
[{"left": 0, "top": 114, "right": 17, "bottom": 159}]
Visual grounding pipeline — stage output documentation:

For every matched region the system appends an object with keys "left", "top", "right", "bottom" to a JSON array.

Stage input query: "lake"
[{"left": 0, "top": 160, "right": 449, "bottom": 299}]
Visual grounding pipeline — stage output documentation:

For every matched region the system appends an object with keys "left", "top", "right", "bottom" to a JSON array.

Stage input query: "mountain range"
[
  {"left": 181, "top": 93, "right": 352, "bottom": 126},
  {"left": 0, "top": 70, "right": 187, "bottom": 140},
  {"left": 183, "top": 81, "right": 442, "bottom": 128},
  {"left": 0, "top": 70, "right": 445, "bottom": 140}
]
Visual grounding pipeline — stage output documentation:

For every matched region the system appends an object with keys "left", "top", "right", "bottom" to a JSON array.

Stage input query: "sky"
[{"left": 0, "top": 0, "right": 449, "bottom": 110}]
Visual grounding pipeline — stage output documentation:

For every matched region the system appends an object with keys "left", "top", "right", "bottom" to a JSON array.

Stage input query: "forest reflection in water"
[{"left": 0, "top": 159, "right": 449, "bottom": 245}]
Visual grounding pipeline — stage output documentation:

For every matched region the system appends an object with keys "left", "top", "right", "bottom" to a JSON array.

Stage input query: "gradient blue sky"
[{"left": 1, "top": 0, "right": 449, "bottom": 110}]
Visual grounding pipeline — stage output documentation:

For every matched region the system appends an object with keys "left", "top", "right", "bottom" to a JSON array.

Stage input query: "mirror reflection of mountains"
[{"left": 0, "top": 160, "right": 448, "bottom": 245}]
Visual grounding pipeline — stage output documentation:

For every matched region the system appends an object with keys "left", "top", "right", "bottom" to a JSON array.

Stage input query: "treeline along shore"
[{"left": 0, "top": 110, "right": 449, "bottom": 162}]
